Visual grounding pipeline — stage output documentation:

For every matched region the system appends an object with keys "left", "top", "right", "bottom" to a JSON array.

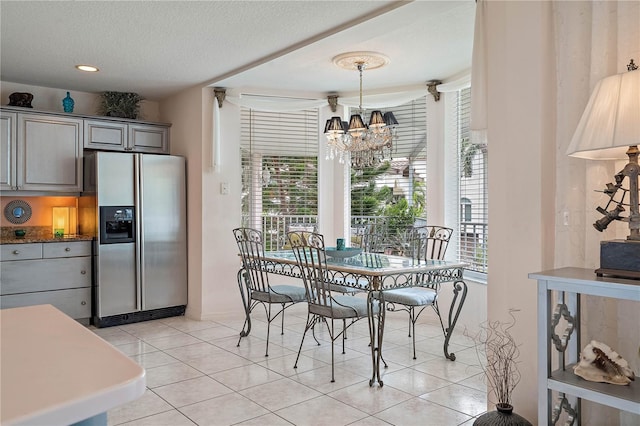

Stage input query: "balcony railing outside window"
[
  {"left": 241, "top": 213, "right": 487, "bottom": 273},
  {"left": 241, "top": 214, "right": 317, "bottom": 251},
  {"left": 459, "top": 221, "right": 488, "bottom": 273}
]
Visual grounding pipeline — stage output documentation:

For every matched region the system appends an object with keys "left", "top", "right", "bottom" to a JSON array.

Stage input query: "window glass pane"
[
  {"left": 350, "top": 96, "right": 427, "bottom": 252},
  {"left": 240, "top": 106, "right": 319, "bottom": 251},
  {"left": 457, "top": 88, "right": 488, "bottom": 273}
]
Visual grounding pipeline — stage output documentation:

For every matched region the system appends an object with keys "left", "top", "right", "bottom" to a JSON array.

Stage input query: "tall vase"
[
  {"left": 473, "top": 403, "right": 532, "bottom": 426},
  {"left": 62, "top": 92, "right": 75, "bottom": 113}
]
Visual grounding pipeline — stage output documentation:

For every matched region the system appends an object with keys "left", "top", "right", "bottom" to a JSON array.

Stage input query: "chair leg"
[
  {"left": 311, "top": 315, "right": 322, "bottom": 345},
  {"left": 280, "top": 302, "right": 286, "bottom": 335},
  {"left": 265, "top": 304, "right": 272, "bottom": 357},
  {"left": 330, "top": 319, "right": 335, "bottom": 383},
  {"left": 342, "top": 319, "right": 346, "bottom": 355},
  {"left": 411, "top": 307, "right": 417, "bottom": 360},
  {"left": 432, "top": 301, "right": 446, "bottom": 338},
  {"left": 294, "top": 313, "right": 313, "bottom": 369},
  {"left": 237, "top": 316, "right": 248, "bottom": 347}
]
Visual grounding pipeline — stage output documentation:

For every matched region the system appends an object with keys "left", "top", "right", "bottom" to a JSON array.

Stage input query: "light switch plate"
[{"left": 220, "top": 182, "right": 229, "bottom": 195}]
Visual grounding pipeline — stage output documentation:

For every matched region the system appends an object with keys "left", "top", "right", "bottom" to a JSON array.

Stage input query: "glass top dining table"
[{"left": 258, "top": 250, "right": 469, "bottom": 387}]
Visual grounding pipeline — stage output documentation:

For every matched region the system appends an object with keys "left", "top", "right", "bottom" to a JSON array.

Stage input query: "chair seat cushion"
[
  {"left": 252, "top": 285, "right": 307, "bottom": 303},
  {"left": 310, "top": 295, "right": 379, "bottom": 319},
  {"left": 379, "top": 287, "right": 436, "bottom": 306}
]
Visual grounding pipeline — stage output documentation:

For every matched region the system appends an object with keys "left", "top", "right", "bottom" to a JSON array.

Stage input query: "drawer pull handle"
[
  {"left": 81, "top": 301, "right": 87, "bottom": 305},
  {"left": 65, "top": 247, "right": 71, "bottom": 252},
  {"left": 12, "top": 250, "right": 20, "bottom": 255},
  {"left": 81, "top": 270, "right": 86, "bottom": 275}
]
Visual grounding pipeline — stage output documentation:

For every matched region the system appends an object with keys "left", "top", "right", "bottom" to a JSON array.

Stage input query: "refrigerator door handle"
[{"left": 134, "top": 154, "right": 144, "bottom": 311}]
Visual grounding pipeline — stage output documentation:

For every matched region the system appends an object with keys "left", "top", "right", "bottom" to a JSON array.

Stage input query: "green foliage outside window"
[
  {"left": 261, "top": 155, "right": 318, "bottom": 216},
  {"left": 351, "top": 161, "right": 426, "bottom": 238},
  {"left": 350, "top": 162, "right": 391, "bottom": 217}
]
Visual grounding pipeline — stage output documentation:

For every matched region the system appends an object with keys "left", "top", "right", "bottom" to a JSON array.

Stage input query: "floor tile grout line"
[{"left": 100, "top": 315, "right": 488, "bottom": 425}]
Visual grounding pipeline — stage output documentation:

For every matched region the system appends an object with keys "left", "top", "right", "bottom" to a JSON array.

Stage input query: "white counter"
[{"left": 0, "top": 304, "right": 145, "bottom": 425}]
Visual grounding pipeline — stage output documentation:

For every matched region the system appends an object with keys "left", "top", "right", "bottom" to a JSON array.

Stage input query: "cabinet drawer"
[
  {"left": 1, "top": 257, "right": 91, "bottom": 294},
  {"left": 0, "top": 243, "right": 42, "bottom": 261},
  {"left": 43, "top": 241, "right": 91, "bottom": 258},
  {"left": 1, "top": 288, "right": 91, "bottom": 319}
]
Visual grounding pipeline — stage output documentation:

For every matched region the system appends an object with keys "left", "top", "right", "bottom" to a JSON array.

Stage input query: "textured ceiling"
[{"left": 0, "top": 1, "right": 475, "bottom": 101}]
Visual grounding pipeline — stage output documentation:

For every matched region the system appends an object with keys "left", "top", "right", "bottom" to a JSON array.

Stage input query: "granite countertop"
[
  {"left": 1, "top": 235, "right": 94, "bottom": 245},
  {"left": 0, "top": 226, "right": 94, "bottom": 245}
]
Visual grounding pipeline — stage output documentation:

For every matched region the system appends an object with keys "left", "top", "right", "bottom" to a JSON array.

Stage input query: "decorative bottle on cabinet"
[{"left": 62, "top": 92, "right": 75, "bottom": 113}]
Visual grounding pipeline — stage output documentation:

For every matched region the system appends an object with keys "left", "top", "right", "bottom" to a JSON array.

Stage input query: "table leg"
[
  {"left": 368, "top": 282, "right": 385, "bottom": 387},
  {"left": 237, "top": 269, "right": 252, "bottom": 340},
  {"left": 443, "top": 279, "right": 468, "bottom": 361}
]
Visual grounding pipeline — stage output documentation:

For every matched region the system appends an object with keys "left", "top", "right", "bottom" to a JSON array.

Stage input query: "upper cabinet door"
[
  {"left": 0, "top": 111, "right": 17, "bottom": 190},
  {"left": 84, "top": 120, "right": 169, "bottom": 154},
  {"left": 84, "top": 120, "right": 128, "bottom": 151},
  {"left": 17, "top": 114, "right": 83, "bottom": 192},
  {"left": 128, "top": 124, "right": 169, "bottom": 154}
]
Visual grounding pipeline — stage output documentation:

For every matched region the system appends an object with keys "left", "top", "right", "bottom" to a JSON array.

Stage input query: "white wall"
[
  {"left": 0, "top": 81, "right": 160, "bottom": 121},
  {"left": 483, "top": 1, "right": 555, "bottom": 421},
  {"left": 160, "top": 87, "right": 243, "bottom": 320},
  {"left": 482, "top": 2, "right": 639, "bottom": 424},
  {"left": 552, "top": 2, "right": 640, "bottom": 424}
]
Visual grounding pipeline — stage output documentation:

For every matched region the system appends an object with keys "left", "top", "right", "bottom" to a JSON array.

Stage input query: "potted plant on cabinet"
[{"left": 99, "top": 91, "right": 143, "bottom": 119}]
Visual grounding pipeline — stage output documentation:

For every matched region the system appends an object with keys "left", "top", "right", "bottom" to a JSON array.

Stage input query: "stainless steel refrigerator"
[{"left": 81, "top": 152, "right": 187, "bottom": 327}]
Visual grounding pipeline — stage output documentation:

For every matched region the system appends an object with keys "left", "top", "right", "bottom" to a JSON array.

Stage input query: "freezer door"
[
  {"left": 96, "top": 243, "right": 138, "bottom": 317},
  {"left": 96, "top": 152, "right": 135, "bottom": 207},
  {"left": 139, "top": 154, "right": 187, "bottom": 310}
]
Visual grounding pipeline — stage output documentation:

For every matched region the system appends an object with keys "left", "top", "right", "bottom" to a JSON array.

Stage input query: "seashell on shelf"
[{"left": 573, "top": 340, "right": 635, "bottom": 385}]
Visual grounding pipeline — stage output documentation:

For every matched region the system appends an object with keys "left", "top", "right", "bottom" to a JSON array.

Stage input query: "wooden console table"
[{"left": 529, "top": 268, "right": 640, "bottom": 424}]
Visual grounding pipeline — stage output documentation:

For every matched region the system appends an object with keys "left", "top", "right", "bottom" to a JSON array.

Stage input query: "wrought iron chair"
[
  {"left": 382, "top": 225, "right": 454, "bottom": 359},
  {"left": 233, "top": 227, "right": 307, "bottom": 357},
  {"left": 287, "top": 230, "right": 378, "bottom": 382},
  {"left": 353, "top": 222, "right": 388, "bottom": 254}
]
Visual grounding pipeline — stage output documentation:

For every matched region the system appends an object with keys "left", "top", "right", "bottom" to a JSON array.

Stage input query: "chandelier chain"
[{"left": 324, "top": 54, "right": 399, "bottom": 169}]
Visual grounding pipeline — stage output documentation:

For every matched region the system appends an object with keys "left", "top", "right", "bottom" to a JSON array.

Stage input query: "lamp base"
[{"left": 596, "top": 239, "right": 640, "bottom": 280}]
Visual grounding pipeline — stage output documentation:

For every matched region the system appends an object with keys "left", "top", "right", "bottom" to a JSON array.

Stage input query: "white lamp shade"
[{"left": 566, "top": 69, "right": 640, "bottom": 160}]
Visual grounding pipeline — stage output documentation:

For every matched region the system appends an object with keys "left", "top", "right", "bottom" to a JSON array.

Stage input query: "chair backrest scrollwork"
[
  {"left": 287, "top": 231, "right": 333, "bottom": 308},
  {"left": 407, "top": 225, "right": 453, "bottom": 261},
  {"left": 233, "top": 227, "right": 271, "bottom": 293}
]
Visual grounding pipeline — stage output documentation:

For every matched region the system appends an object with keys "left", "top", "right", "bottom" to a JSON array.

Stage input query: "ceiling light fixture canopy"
[{"left": 325, "top": 52, "right": 398, "bottom": 169}]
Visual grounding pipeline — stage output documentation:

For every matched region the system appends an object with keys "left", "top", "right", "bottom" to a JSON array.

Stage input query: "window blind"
[
  {"left": 456, "top": 87, "right": 488, "bottom": 273},
  {"left": 351, "top": 96, "right": 427, "bottom": 241},
  {"left": 240, "top": 107, "right": 319, "bottom": 251}
]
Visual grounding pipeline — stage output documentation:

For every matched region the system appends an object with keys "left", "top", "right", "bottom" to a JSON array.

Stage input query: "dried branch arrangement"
[{"left": 468, "top": 309, "right": 522, "bottom": 408}]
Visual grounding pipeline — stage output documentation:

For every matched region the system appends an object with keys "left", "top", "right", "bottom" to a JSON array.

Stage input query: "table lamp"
[
  {"left": 52, "top": 206, "right": 78, "bottom": 237},
  {"left": 566, "top": 59, "right": 640, "bottom": 279}
]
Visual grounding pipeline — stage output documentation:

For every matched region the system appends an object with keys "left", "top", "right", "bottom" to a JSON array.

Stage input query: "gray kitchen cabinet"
[
  {"left": 0, "top": 241, "right": 92, "bottom": 321},
  {"left": 1, "top": 111, "right": 83, "bottom": 192},
  {"left": 0, "top": 111, "right": 17, "bottom": 191},
  {"left": 85, "top": 120, "right": 169, "bottom": 154}
]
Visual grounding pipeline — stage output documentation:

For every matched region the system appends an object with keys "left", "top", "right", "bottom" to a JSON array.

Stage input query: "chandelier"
[{"left": 325, "top": 52, "right": 399, "bottom": 169}]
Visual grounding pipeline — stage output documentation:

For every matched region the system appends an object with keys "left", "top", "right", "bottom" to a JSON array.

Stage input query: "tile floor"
[{"left": 92, "top": 302, "right": 489, "bottom": 426}]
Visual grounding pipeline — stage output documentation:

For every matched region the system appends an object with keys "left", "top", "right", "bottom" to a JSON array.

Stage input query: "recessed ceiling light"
[{"left": 75, "top": 65, "right": 99, "bottom": 72}]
